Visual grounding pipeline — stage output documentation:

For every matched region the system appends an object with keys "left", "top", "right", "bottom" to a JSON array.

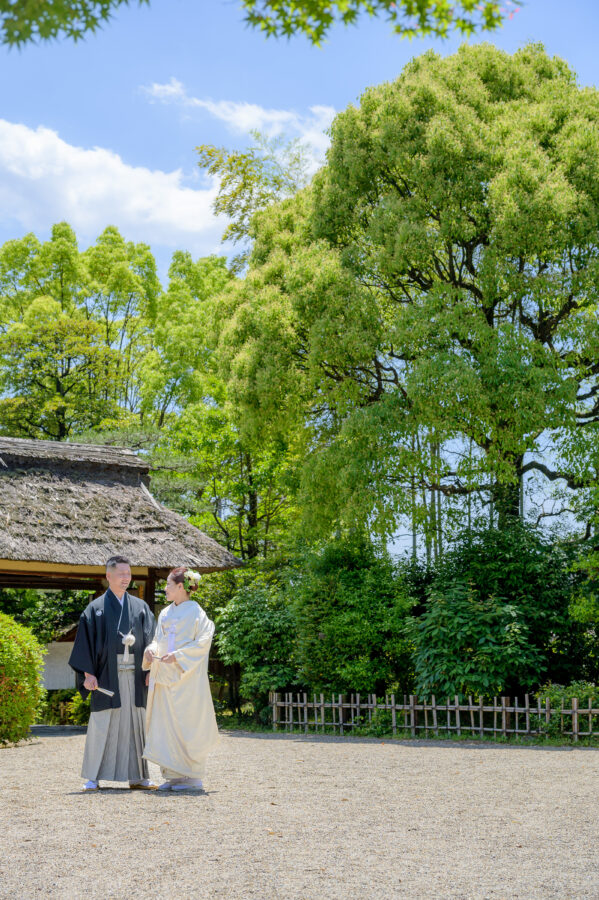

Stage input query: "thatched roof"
[{"left": 0, "top": 437, "right": 242, "bottom": 572}]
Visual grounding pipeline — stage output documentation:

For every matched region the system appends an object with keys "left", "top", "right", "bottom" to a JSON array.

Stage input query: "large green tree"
[
  {"left": 0, "top": 222, "right": 159, "bottom": 438},
  {"left": 212, "top": 43, "right": 599, "bottom": 541}
]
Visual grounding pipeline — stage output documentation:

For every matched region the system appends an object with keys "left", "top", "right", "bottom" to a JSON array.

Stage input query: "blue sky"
[{"left": 0, "top": 0, "right": 597, "bottom": 279}]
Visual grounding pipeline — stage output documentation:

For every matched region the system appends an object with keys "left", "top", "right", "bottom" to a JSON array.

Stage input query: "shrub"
[
  {"left": 0, "top": 612, "right": 45, "bottom": 745},
  {"left": 36, "top": 688, "right": 75, "bottom": 724},
  {"left": 66, "top": 691, "right": 90, "bottom": 725},
  {"left": 534, "top": 681, "right": 599, "bottom": 738},
  {"left": 216, "top": 564, "right": 299, "bottom": 718},
  {"left": 411, "top": 580, "right": 542, "bottom": 699},
  {"left": 292, "top": 538, "right": 414, "bottom": 695},
  {"left": 428, "top": 523, "right": 576, "bottom": 692}
]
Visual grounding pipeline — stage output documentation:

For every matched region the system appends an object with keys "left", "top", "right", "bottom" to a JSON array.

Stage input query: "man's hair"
[{"left": 106, "top": 555, "right": 131, "bottom": 571}]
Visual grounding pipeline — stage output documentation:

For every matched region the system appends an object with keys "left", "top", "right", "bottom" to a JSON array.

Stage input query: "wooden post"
[
  {"left": 501, "top": 696, "right": 507, "bottom": 737},
  {"left": 479, "top": 697, "right": 484, "bottom": 739},
  {"left": 409, "top": 695, "right": 416, "bottom": 737},
  {"left": 145, "top": 570, "right": 156, "bottom": 614},
  {"left": 271, "top": 692, "right": 278, "bottom": 731},
  {"left": 431, "top": 695, "right": 438, "bottom": 737},
  {"left": 391, "top": 693, "right": 397, "bottom": 737},
  {"left": 320, "top": 693, "right": 325, "bottom": 732},
  {"left": 572, "top": 697, "right": 579, "bottom": 742},
  {"left": 524, "top": 694, "right": 530, "bottom": 735},
  {"left": 455, "top": 695, "right": 461, "bottom": 737}
]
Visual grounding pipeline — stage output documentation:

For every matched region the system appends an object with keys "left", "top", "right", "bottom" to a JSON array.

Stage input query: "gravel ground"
[{"left": 1, "top": 730, "right": 598, "bottom": 900}]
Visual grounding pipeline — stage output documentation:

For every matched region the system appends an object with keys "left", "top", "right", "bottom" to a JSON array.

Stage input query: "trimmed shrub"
[{"left": 0, "top": 612, "right": 45, "bottom": 745}]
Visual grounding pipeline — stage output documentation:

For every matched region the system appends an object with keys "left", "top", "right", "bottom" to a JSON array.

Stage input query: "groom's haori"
[
  {"left": 69, "top": 589, "right": 155, "bottom": 712},
  {"left": 69, "top": 587, "right": 156, "bottom": 783}
]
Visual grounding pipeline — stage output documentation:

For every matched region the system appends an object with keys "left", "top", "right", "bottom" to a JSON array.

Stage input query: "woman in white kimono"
[{"left": 142, "top": 567, "right": 219, "bottom": 791}]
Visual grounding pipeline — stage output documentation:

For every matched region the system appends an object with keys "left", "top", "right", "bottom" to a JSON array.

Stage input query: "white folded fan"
[{"left": 94, "top": 686, "right": 115, "bottom": 697}]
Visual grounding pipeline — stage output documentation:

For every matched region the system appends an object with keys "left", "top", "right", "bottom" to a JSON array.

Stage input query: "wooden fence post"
[
  {"left": 272, "top": 692, "right": 279, "bottom": 732},
  {"left": 455, "top": 695, "right": 461, "bottom": 737},
  {"left": 431, "top": 695, "right": 438, "bottom": 737},
  {"left": 391, "top": 693, "right": 397, "bottom": 737},
  {"left": 572, "top": 697, "right": 579, "bottom": 742},
  {"left": 409, "top": 695, "right": 416, "bottom": 737}
]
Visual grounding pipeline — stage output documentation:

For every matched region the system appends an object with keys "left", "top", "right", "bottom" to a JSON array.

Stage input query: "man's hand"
[
  {"left": 143, "top": 648, "right": 156, "bottom": 666},
  {"left": 160, "top": 653, "right": 177, "bottom": 664},
  {"left": 83, "top": 673, "right": 98, "bottom": 691}
]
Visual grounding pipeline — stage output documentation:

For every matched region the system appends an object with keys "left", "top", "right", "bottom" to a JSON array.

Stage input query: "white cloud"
[
  {"left": 0, "top": 119, "right": 225, "bottom": 256},
  {"left": 142, "top": 77, "right": 335, "bottom": 164}
]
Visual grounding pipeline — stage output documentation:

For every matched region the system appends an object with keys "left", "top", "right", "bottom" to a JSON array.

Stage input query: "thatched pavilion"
[{"left": 0, "top": 436, "right": 242, "bottom": 610}]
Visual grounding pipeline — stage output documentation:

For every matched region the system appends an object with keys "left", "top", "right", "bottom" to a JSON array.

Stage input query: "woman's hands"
[
  {"left": 143, "top": 648, "right": 156, "bottom": 666},
  {"left": 160, "top": 652, "right": 177, "bottom": 664}
]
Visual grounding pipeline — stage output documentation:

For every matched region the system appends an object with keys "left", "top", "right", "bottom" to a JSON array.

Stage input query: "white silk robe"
[{"left": 142, "top": 600, "right": 219, "bottom": 778}]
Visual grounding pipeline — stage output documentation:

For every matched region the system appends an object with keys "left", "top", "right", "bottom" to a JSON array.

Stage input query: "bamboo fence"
[{"left": 269, "top": 692, "right": 599, "bottom": 740}]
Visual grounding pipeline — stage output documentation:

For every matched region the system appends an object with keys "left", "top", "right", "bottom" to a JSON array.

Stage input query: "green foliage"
[
  {"left": 216, "top": 563, "right": 299, "bottom": 715},
  {"left": 66, "top": 691, "right": 91, "bottom": 725},
  {"left": 411, "top": 580, "right": 541, "bottom": 699},
  {"left": 0, "top": 0, "right": 508, "bottom": 48},
  {"left": 534, "top": 681, "right": 599, "bottom": 738},
  {"left": 292, "top": 539, "right": 414, "bottom": 694},
  {"left": 432, "top": 524, "right": 577, "bottom": 686},
  {"left": 197, "top": 130, "right": 311, "bottom": 272},
  {"left": 243, "top": 0, "right": 510, "bottom": 44},
  {"left": 0, "top": 223, "right": 159, "bottom": 440},
  {"left": 0, "top": 613, "right": 45, "bottom": 745},
  {"left": 36, "top": 689, "right": 75, "bottom": 725},
  {"left": 219, "top": 44, "right": 599, "bottom": 542},
  {"left": 0, "top": 589, "right": 92, "bottom": 644},
  {"left": 0, "top": 0, "right": 146, "bottom": 46}
]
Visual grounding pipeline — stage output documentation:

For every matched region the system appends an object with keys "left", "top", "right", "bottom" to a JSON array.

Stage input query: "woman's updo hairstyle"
[{"left": 169, "top": 566, "right": 202, "bottom": 596}]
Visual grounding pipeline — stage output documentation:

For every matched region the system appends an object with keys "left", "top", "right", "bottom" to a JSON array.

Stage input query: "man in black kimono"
[{"left": 69, "top": 555, "right": 156, "bottom": 791}]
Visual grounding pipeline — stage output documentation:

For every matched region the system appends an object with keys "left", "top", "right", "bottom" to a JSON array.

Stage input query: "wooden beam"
[{"left": 0, "top": 559, "right": 151, "bottom": 577}]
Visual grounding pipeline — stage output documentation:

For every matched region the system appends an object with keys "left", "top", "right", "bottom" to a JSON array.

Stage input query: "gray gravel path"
[{"left": 1, "top": 731, "right": 598, "bottom": 899}]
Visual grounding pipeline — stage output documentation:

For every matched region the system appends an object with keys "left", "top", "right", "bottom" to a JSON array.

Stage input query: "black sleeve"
[{"left": 68, "top": 609, "right": 95, "bottom": 698}]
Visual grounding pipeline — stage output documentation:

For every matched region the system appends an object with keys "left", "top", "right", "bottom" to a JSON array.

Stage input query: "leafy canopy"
[
  {"left": 214, "top": 43, "right": 599, "bottom": 540},
  {"left": 0, "top": 0, "right": 513, "bottom": 47}
]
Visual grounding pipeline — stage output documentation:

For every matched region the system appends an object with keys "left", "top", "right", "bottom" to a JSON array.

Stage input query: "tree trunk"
[{"left": 492, "top": 455, "right": 524, "bottom": 528}]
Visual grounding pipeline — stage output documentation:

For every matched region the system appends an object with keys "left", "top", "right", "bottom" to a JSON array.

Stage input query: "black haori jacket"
[{"left": 68, "top": 589, "right": 156, "bottom": 713}]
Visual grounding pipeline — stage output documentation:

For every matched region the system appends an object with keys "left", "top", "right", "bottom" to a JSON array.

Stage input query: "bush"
[
  {"left": 534, "top": 681, "right": 599, "bottom": 738},
  {"left": 427, "top": 523, "right": 576, "bottom": 692},
  {"left": 292, "top": 538, "right": 414, "bottom": 695},
  {"left": 36, "top": 688, "right": 75, "bottom": 724},
  {"left": 0, "top": 612, "right": 45, "bottom": 744},
  {"left": 216, "top": 563, "right": 299, "bottom": 718},
  {"left": 411, "top": 580, "right": 542, "bottom": 699},
  {"left": 66, "top": 691, "right": 90, "bottom": 725}
]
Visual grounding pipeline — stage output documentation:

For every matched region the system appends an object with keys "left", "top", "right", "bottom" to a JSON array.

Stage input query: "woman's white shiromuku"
[{"left": 142, "top": 600, "right": 219, "bottom": 779}]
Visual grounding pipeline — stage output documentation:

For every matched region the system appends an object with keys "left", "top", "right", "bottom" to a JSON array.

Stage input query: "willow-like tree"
[{"left": 214, "top": 44, "right": 599, "bottom": 537}]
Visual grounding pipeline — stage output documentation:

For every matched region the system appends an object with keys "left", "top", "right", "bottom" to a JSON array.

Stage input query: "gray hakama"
[{"left": 81, "top": 660, "right": 149, "bottom": 783}]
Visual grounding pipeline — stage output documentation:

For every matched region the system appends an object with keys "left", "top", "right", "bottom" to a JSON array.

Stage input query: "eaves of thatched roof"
[{"left": 0, "top": 436, "right": 242, "bottom": 572}]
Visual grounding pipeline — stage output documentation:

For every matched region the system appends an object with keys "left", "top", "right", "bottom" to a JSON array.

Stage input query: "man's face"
[{"left": 106, "top": 563, "right": 132, "bottom": 596}]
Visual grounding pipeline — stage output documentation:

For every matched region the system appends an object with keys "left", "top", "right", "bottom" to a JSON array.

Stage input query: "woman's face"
[{"left": 165, "top": 575, "right": 185, "bottom": 602}]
